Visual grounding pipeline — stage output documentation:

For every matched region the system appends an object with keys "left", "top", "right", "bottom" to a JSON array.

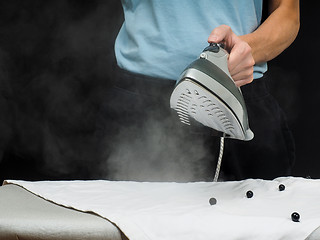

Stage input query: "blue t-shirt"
[{"left": 115, "top": 0, "right": 267, "bottom": 81}]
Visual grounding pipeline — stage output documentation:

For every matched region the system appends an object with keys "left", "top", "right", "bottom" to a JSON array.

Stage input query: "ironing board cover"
[{"left": 4, "top": 177, "right": 320, "bottom": 240}]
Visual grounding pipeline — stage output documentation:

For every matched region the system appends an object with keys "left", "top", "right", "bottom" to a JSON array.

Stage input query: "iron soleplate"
[{"left": 170, "top": 79, "right": 248, "bottom": 140}]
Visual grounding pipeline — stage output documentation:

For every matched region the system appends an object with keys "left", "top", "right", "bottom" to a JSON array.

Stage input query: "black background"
[{"left": 0, "top": 1, "right": 318, "bottom": 182}]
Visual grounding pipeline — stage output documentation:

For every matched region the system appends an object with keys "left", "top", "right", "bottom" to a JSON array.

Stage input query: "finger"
[
  {"left": 230, "top": 57, "right": 255, "bottom": 77},
  {"left": 228, "top": 41, "right": 254, "bottom": 73},
  {"left": 208, "top": 25, "right": 232, "bottom": 44},
  {"left": 231, "top": 66, "right": 254, "bottom": 82},
  {"left": 234, "top": 77, "right": 254, "bottom": 88}
]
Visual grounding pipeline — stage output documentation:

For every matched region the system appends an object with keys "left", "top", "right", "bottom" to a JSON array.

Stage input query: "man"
[{"left": 103, "top": 0, "right": 300, "bottom": 181}]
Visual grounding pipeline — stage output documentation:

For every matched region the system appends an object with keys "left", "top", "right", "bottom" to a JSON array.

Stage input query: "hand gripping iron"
[{"left": 170, "top": 43, "right": 254, "bottom": 141}]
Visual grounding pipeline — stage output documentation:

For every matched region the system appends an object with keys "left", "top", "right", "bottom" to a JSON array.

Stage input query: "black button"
[
  {"left": 291, "top": 212, "right": 300, "bottom": 222},
  {"left": 246, "top": 190, "right": 253, "bottom": 198},
  {"left": 279, "top": 184, "right": 285, "bottom": 191},
  {"left": 209, "top": 197, "right": 217, "bottom": 205},
  {"left": 203, "top": 43, "right": 220, "bottom": 53}
]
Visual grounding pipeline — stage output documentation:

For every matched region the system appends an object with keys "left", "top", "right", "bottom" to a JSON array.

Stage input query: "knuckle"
[
  {"left": 223, "top": 25, "right": 231, "bottom": 31},
  {"left": 238, "top": 41, "right": 252, "bottom": 53},
  {"left": 212, "top": 28, "right": 221, "bottom": 35},
  {"left": 235, "top": 42, "right": 249, "bottom": 56},
  {"left": 242, "top": 58, "right": 254, "bottom": 69},
  {"left": 246, "top": 68, "right": 254, "bottom": 77},
  {"left": 250, "top": 67, "right": 254, "bottom": 75},
  {"left": 248, "top": 76, "right": 254, "bottom": 83},
  {"left": 243, "top": 42, "right": 252, "bottom": 54},
  {"left": 249, "top": 58, "right": 255, "bottom": 66},
  {"left": 218, "top": 24, "right": 232, "bottom": 34},
  {"left": 244, "top": 69, "right": 253, "bottom": 80}
]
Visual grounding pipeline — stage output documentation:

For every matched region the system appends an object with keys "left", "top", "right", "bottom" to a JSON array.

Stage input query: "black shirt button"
[
  {"left": 279, "top": 184, "right": 285, "bottom": 191},
  {"left": 291, "top": 212, "right": 300, "bottom": 222},
  {"left": 209, "top": 197, "right": 217, "bottom": 205},
  {"left": 246, "top": 190, "right": 253, "bottom": 198}
]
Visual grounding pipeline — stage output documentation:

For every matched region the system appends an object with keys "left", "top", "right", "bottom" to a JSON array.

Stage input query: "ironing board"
[
  {"left": 0, "top": 184, "right": 126, "bottom": 240},
  {"left": 1, "top": 180, "right": 320, "bottom": 240}
]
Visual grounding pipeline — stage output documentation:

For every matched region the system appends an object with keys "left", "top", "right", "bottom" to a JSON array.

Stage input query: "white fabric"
[{"left": 4, "top": 177, "right": 320, "bottom": 240}]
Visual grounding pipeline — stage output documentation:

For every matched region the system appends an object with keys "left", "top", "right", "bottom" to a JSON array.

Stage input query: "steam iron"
[{"left": 170, "top": 43, "right": 254, "bottom": 141}]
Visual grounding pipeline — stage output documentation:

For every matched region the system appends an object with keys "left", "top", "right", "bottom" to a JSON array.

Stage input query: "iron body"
[{"left": 170, "top": 43, "right": 254, "bottom": 141}]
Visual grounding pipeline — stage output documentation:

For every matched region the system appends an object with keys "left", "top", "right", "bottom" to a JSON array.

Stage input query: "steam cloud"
[{"left": 100, "top": 99, "right": 218, "bottom": 182}]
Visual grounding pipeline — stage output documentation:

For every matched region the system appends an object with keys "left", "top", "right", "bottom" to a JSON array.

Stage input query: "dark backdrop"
[{"left": 0, "top": 1, "right": 318, "bottom": 182}]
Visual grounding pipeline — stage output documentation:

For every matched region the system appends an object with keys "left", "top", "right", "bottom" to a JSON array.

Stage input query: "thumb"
[{"left": 208, "top": 25, "right": 234, "bottom": 49}]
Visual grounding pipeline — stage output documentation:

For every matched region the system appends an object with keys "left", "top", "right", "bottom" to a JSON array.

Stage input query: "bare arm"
[
  {"left": 240, "top": 0, "right": 300, "bottom": 64},
  {"left": 208, "top": 0, "right": 300, "bottom": 87}
]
